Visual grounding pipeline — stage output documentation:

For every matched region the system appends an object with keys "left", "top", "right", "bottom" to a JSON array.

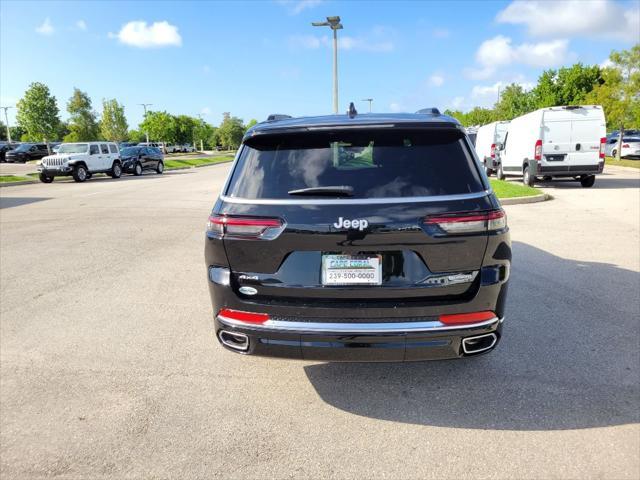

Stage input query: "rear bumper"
[
  {"left": 537, "top": 162, "right": 604, "bottom": 176},
  {"left": 214, "top": 315, "right": 502, "bottom": 361}
]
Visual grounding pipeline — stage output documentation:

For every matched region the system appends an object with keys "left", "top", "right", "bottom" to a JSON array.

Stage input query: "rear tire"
[
  {"left": 110, "top": 162, "right": 122, "bottom": 179},
  {"left": 134, "top": 162, "right": 143, "bottom": 176},
  {"left": 580, "top": 175, "right": 596, "bottom": 188},
  {"left": 39, "top": 172, "right": 53, "bottom": 183},
  {"left": 496, "top": 164, "right": 505, "bottom": 180},
  {"left": 523, "top": 166, "right": 535, "bottom": 187},
  {"left": 73, "top": 165, "right": 88, "bottom": 182},
  {"left": 485, "top": 166, "right": 494, "bottom": 176}
]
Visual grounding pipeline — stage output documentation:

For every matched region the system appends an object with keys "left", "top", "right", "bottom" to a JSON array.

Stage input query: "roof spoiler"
[
  {"left": 266, "top": 114, "right": 292, "bottom": 121},
  {"left": 416, "top": 108, "right": 441, "bottom": 115}
]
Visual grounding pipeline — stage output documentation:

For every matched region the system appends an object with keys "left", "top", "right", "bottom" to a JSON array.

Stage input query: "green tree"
[
  {"left": 531, "top": 64, "right": 602, "bottom": 108},
  {"left": 0, "top": 119, "right": 6, "bottom": 141},
  {"left": 128, "top": 129, "right": 146, "bottom": 143},
  {"left": 494, "top": 84, "right": 535, "bottom": 120},
  {"left": 65, "top": 88, "right": 99, "bottom": 141},
  {"left": 56, "top": 121, "right": 70, "bottom": 141},
  {"left": 139, "top": 111, "right": 177, "bottom": 143},
  {"left": 193, "top": 120, "right": 214, "bottom": 149},
  {"left": 217, "top": 116, "right": 245, "bottom": 149},
  {"left": 100, "top": 99, "right": 129, "bottom": 142},
  {"left": 586, "top": 44, "right": 640, "bottom": 159},
  {"left": 16, "top": 82, "right": 60, "bottom": 146},
  {"left": 245, "top": 119, "right": 258, "bottom": 131},
  {"left": 174, "top": 115, "right": 196, "bottom": 144},
  {"left": 9, "top": 125, "right": 26, "bottom": 142}
]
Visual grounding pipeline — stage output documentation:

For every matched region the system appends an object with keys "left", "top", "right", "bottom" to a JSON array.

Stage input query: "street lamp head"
[
  {"left": 313, "top": 16, "right": 342, "bottom": 29},
  {"left": 311, "top": 21, "right": 330, "bottom": 27}
]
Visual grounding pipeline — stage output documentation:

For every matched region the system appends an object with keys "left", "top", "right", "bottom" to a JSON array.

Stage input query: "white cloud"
[
  {"left": 36, "top": 18, "right": 54, "bottom": 35},
  {"left": 469, "top": 79, "right": 534, "bottom": 108},
  {"left": 76, "top": 20, "right": 87, "bottom": 31},
  {"left": 600, "top": 58, "right": 614, "bottom": 69},
  {"left": 288, "top": 32, "right": 394, "bottom": 52},
  {"left": 201, "top": 107, "right": 211, "bottom": 116},
  {"left": 111, "top": 21, "right": 182, "bottom": 48},
  {"left": 497, "top": 0, "right": 639, "bottom": 41},
  {"left": 428, "top": 74, "right": 444, "bottom": 87},
  {"left": 449, "top": 97, "right": 465, "bottom": 110},
  {"left": 389, "top": 102, "right": 405, "bottom": 113},
  {"left": 277, "top": 0, "right": 324, "bottom": 15},
  {"left": 470, "top": 35, "right": 569, "bottom": 78},
  {"left": 432, "top": 28, "right": 450, "bottom": 39}
]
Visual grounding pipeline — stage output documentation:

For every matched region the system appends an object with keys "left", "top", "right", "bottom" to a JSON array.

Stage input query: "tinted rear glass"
[{"left": 226, "top": 128, "right": 484, "bottom": 199}]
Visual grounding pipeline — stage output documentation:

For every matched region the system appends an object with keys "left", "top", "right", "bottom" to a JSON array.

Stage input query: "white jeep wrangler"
[{"left": 39, "top": 142, "right": 122, "bottom": 183}]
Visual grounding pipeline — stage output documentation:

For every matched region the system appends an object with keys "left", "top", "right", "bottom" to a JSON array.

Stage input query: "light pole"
[
  {"left": 138, "top": 103, "right": 153, "bottom": 143},
  {"left": 0, "top": 106, "right": 13, "bottom": 142},
  {"left": 361, "top": 98, "right": 373, "bottom": 113},
  {"left": 312, "top": 16, "right": 343, "bottom": 114},
  {"left": 196, "top": 113, "right": 204, "bottom": 152}
]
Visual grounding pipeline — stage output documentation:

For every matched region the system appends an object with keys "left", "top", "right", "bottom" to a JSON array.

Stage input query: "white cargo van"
[
  {"left": 474, "top": 121, "right": 509, "bottom": 175},
  {"left": 498, "top": 105, "right": 606, "bottom": 187}
]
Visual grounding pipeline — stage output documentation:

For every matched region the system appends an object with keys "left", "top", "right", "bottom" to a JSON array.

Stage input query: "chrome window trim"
[
  {"left": 219, "top": 189, "right": 492, "bottom": 206},
  {"left": 217, "top": 315, "right": 500, "bottom": 333}
]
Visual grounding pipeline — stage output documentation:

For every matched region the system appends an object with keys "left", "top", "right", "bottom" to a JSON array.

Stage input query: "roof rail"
[
  {"left": 416, "top": 108, "right": 440, "bottom": 115},
  {"left": 266, "top": 114, "right": 292, "bottom": 121}
]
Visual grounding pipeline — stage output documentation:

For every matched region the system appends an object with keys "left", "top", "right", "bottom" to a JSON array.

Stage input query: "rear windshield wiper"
[{"left": 288, "top": 185, "right": 354, "bottom": 197}]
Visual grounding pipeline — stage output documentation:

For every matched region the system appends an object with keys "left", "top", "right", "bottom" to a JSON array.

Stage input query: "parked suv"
[
  {"left": 205, "top": 107, "right": 511, "bottom": 361},
  {"left": 38, "top": 142, "right": 121, "bottom": 183},
  {"left": 5, "top": 143, "right": 49, "bottom": 163},
  {"left": 120, "top": 146, "right": 164, "bottom": 175}
]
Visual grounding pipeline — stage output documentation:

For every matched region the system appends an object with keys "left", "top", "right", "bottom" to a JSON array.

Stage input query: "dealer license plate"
[{"left": 321, "top": 254, "right": 382, "bottom": 286}]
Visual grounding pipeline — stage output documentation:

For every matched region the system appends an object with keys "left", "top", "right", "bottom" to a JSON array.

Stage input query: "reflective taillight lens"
[
  {"left": 425, "top": 209, "right": 507, "bottom": 234},
  {"left": 218, "top": 308, "right": 269, "bottom": 324},
  {"left": 599, "top": 137, "right": 606, "bottom": 159},
  {"left": 207, "top": 215, "right": 284, "bottom": 240},
  {"left": 490, "top": 143, "right": 496, "bottom": 159},
  {"left": 439, "top": 310, "right": 496, "bottom": 325},
  {"left": 534, "top": 139, "right": 542, "bottom": 161},
  {"left": 622, "top": 144, "right": 630, "bottom": 148}
]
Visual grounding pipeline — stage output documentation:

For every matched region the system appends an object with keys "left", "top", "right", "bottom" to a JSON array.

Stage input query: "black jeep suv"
[{"left": 205, "top": 108, "right": 511, "bottom": 361}]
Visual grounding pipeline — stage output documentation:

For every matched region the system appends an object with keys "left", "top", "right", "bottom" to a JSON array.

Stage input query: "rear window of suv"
[{"left": 225, "top": 128, "right": 484, "bottom": 199}]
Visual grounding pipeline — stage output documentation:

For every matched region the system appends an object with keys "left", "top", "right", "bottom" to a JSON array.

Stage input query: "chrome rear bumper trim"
[{"left": 217, "top": 315, "right": 500, "bottom": 334}]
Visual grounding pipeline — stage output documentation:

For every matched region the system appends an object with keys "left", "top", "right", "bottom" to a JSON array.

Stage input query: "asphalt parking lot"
[{"left": 1, "top": 164, "right": 639, "bottom": 479}]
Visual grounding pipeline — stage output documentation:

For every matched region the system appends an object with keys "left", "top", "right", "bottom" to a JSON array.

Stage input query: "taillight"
[
  {"left": 534, "top": 139, "right": 542, "bottom": 161},
  {"left": 622, "top": 144, "right": 630, "bottom": 148},
  {"left": 218, "top": 308, "right": 269, "bottom": 324},
  {"left": 425, "top": 209, "right": 506, "bottom": 234},
  {"left": 439, "top": 310, "right": 496, "bottom": 325},
  {"left": 490, "top": 143, "right": 496, "bottom": 159},
  {"left": 599, "top": 137, "right": 606, "bottom": 159},
  {"left": 207, "top": 214, "right": 284, "bottom": 240}
]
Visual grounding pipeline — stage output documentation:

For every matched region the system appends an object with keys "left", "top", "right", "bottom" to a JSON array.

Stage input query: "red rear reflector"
[
  {"left": 599, "top": 137, "right": 606, "bottom": 159},
  {"left": 623, "top": 144, "right": 630, "bottom": 148},
  {"left": 534, "top": 139, "right": 542, "bottom": 161},
  {"left": 218, "top": 308, "right": 269, "bottom": 324},
  {"left": 490, "top": 143, "right": 496, "bottom": 159},
  {"left": 439, "top": 311, "right": 496, "bottom": 325}
]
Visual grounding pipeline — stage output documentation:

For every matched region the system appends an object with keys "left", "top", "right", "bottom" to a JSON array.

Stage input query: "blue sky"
[{"left": 1, "top": 0, "right": 638, "bottom": 128}]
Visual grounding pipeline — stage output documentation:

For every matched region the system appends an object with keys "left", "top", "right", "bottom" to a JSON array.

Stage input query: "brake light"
[
  {"left": 490, "top": 143, "right": 496, "bottom": 159},
  {"left": 218, "top": 308, "right": 269, "bottom": 324},
  {"left": 599, "top": 137, "right": 606, "bottom": 159},
  {"left": 207, "top": 214, "right": 284, "bottom": 240},
  {"left": 622, "top": 144, "right": 630, "bottom": 148},
  {"left": 439, "top": 311, "right": 496, "bottom": 325},
  {"left": 425, "top": 209, "right": 506, "bottom": 234},
  {"left": 534, "top": 139, "right": 542, "bottom": 161}
]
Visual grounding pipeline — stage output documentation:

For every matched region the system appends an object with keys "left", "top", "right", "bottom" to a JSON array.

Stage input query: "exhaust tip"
[
  {"left": 219, "top": 330, "right": 249, "bottom": 352},
  {"left": 462, "top": 333, "right": 497, "bottom": 355}
]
